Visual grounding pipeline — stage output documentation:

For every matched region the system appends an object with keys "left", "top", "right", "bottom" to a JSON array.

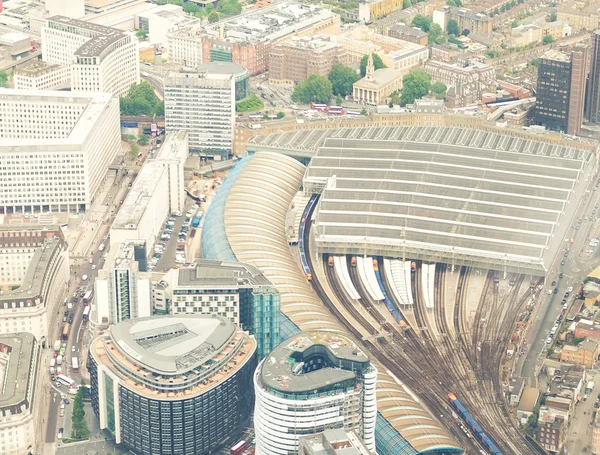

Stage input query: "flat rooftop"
[
  {"left": 175, "top": 259, "right": 275, "bottom": 289},
  {"left": 109, "top": 314, "right": 236, "bottom": 375},
  {"left": 0, "top": 332, "right": 37, "bottom": 412},
  {"left": 14, "top": 60, "right": 64, "bottom": 77},
  {"left": 260, "top": 332, "right": 370, "bottom": 394},
  {"left": 542, "top": 49, "right": 570, "bottom": 63},
  {"left": 154, "top": 129, "right": 188, "bottom": 161}
]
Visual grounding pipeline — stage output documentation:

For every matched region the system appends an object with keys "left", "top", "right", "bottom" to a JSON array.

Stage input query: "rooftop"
[
  {"left": 14, "top": 60, "right": 65, "bottom": 77},
  {"left": 109, "top": 314, "right": 236, "bottom": 375},
  {"left": 299, "top": 429, "right": 371, "bottom": 455},
  {"left": 260, "top": 332, "right": 370, "bottom": 394},
  {"left": 0, "top": 333, "right": 37, "bottom": 413},
  {"left": 154, "top": 129, "right": 189, "bottom": 161},
  {"left": 354, "top": 68, "right": 402, "bottom": 89},
  {"left": 175, "top": 259, "right": 275, "bottom": 289},
  {"left": 542, "top": 49, "right": 570, "bottom": 63},
  {"left": 276, "top": 35, "right": 341, "bottom": 52},
  {"left": 389, "top": 23, "right": 428, "bottom": 38},
  {"left": 518, "top": 387, "right": 540, "bottom": 412},
  {"left": 194, "top": 61, "right": 249, "bottom": 77},
  {"left": 0, "top": 31, "right": 29, "bottom": 44}
]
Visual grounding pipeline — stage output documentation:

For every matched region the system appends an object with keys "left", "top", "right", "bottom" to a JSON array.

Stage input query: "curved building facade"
[
  {"left": 88, "top": 314, "right": 257, "bottom": 455},
  {"left": 254, "top": 332, "right": 377, "bottom": 455}
]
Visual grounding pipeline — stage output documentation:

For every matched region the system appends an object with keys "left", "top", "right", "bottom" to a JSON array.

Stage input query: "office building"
[
  {"left": 0, "top": 333, "right": 40, "bottom": 455},
  {"left": 0, "top": 90, "right": 119, "bottom": 213},
  {"left": 167, "top": 2, "right": 340, "bottom": 75},
  {"left": 168, "top": 259, "right": 280, "bottom": 360},
  {"left": 195, "top": 62, "right": 250, "bottom": 101},
  {"left": 94, "top": 242, "right": 152, "bottom": 326},
  {"left": 254, "top": 332, "right": 377, "bottom": 455},
  {"left": 587, "top": 30, "right": 600, "bottom": 124},
  {"left": 299, "top": 429, "right": 372, "bottom": 455},
  {"left": 88, "top": 314, "right": 257, "bottom": 455},
  {"left": 165, "top": 70, "right": 235, "bottom": 159},
  {"left": 269, "top": 36, "right": 344, "bottom": 86},
  {"left": 84, "top": 0, "right": 144, "bottom": 15},
  {"left": 111, "top": 130, "right": 188, "bottom": 251},
  {"left": 41, "top": 16, "right": 139, "bottom": 97},
  {"left": 0, "top": 227, "right": 69, "bottom": 340},
  {"left": 535, "top": 47, "right": 587, "bottom": 135},
  {"left": 45, "top": 0, "right": 84, "bottom": 18},
  {"left": 13, "top": 61, "right": 71, "bottom": 91}
]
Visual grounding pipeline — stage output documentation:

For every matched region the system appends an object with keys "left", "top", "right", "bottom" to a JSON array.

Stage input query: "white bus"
[{"left": 57, "top": 374, "right": 75, "bottom": 388}]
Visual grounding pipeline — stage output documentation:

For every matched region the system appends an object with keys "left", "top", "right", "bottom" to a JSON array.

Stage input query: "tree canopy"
[
  {"left": 431, "top": 81, "right": 447, "bottom": 99},
  {"left": 291, "top": 74, "right": 333, "bottom": 104},
  {"left": 447, "top": 19, "right": 460, "bottom": 36},
  {"left": 208, "top": 11, "right": 220, "bottom": 23},
  {"left": 184, "top": 1, "right": 200, "bottom": 13},
  {"left": 400, "top": 69, "right": 431, "bottom": 106},
  {"left": 403, "top": 0, "right": 411, "bottom": 8},
  {"left": 447, "top": 0, "right": 462, "bottom": 5},
  {"left": 0, "top": 69, "right": 8, "bottom": 88},
  {"left": 329, "top": 64, "right": 360, "bottom": 96},
  {"left": 136, "top": 29, "right": 148, "bottom": 40},
  {"left": 359, "top": 53, "right": 386, "bottom": 77},
  {"left": 411, "top": 14, "right": 432, "bottom": 32},
  {"left": 71, "top": 387, "right": 90, "bottom": 440},
  {"left": 428, "top": 23, "right": 446, "bottom": 44},
  {"left": 218, "top": 0, "right": 242, "bottom": 17},
  {"left": 120, "top": 81, "right": 164, "bottom": 116},
  {"left": 542, "top": 34, "right": 555, "bottom": 44}
]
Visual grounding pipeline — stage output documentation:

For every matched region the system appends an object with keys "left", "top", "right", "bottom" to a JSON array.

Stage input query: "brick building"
[{"left": 388, "top": 23, "right": 428, "bottom": 46}]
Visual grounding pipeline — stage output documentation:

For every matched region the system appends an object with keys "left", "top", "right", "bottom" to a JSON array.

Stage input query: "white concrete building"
[
  {"left": 0, "top": 332, "right": 40, "bottom": 455},
  {"left": 45, "top": 0, "right": 85, "bottom": 18},
  {"left": 110, "top": 130, "right": 188, "bottom": 252},
  {"left": 380, "top": 41, "right": 429, "bottom": 73},
  {"left": 0, "top": 227, "right": 69, "bottom": 341},
  {"left": 13, "top": 61, "right": 72, "bottom": 91},
  {"left": 41, "top": 15, "right": 140, "bottom": 97},
  {"left": 0, "top": 90, "right": 120, "bottom": 214},
  {"left": 94, "top": 241, "right": 152, "bottom": 326},
  {"left": 254, "top": 332, "right": 377, "bottom": 455},
  {"left": 135, "top": 4, "right": 194, "bottom": 46},
  {"left": 165, "top": 71, "right": 235, "bottom": 159}
]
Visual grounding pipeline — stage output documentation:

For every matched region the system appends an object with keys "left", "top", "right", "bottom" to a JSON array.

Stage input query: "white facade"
[
  {"left": 167, "top": 30, "right": 203, "bottom": 68},
  {"left": 45, "top": 0, "right": 85, "bottom": 18},
  {"left": 0, "top": 90, "right": 120, "bottom": 213},
  {"left": 110, "top": 131, "right": 188, "bottom": 252},
  {"left": 380, "top": 44, "right": 430, "bottom": 73},
  {"left": 136, "top": 5, "right": 194, "bottom": 46},
  {"left": 42, "top": 16, "right": 140, "bottom": 97},
  {"left": 13, "top": 63, "right": 72, "bottom": 91},
  {"left": 165, "top": 71, "right": 235, "bottom": 158}
]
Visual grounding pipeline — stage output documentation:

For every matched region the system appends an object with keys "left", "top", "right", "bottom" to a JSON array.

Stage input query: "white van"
[{"left": 98, "top": 244, "right": 105, "bottom": 252}]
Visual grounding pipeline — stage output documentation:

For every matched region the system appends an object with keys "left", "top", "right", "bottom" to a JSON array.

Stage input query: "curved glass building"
[{"left": 88, "top": 314, "right": 257, "bottom": 455}]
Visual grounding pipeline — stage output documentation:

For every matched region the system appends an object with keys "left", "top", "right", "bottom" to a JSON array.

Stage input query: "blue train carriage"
[
  {"left": 372, "top": 258, "right": 407, "bottom": 328},
  {"left": 447, "top": 393, "right": 503, "bottom": 455}
]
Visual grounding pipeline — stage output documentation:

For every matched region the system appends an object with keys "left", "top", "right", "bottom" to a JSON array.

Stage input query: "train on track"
[
  {"left": 298, "top": 194, "right": 319, "bottom": 281},
  {"left": 373, "top": 258, "right": 406, "bottom": 326},
  {"left": 448, "top": 393, "right": 503, "bottom": 455}
]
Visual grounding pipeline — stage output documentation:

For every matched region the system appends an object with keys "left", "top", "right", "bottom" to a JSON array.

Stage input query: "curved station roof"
[
  {"left": 221, "top": 151, "right": 462, "bottom": 454},
  {"left": 302, "top": 126, "right": 596, "bottom": 274}
]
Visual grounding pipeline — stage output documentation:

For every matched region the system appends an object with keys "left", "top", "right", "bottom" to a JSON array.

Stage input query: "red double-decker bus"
[{"left": 230, "top": 440, "right": 246, "bottom": 455}]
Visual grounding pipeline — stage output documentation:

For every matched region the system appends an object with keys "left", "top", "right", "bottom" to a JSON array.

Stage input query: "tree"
[
  {"left": 511, "top": 20, "right": 518, "bottom": 28},
  {"left": 329, "top": 64, "right": 360, "bottom": 96},
  {"left": 291, "top": 74, "right": 333, "bottom": 104},
  {"left": 412, "top": 14, "right": 433, "bottom": 32},
  {"left": 167, "top": 0, "right": 184, "bottom": 5},
  {"left": 547, "top": 11, "right": 557, "bottom": 22},
  {"left": 462, "top": 28, "right": 470, "bottom": 36},
  {"left": 208, "top": 11, "right": 220, "bottom": 23},
  {"left": 137, "top": 135, "right": 149, "bottom": 145},
  {"left": 120, "top": 81, "right": 164, "bottom": 116},
  {"left": 428, "top": 23, "right": 446, "bottom": 45},
  {"left": 218, "top": 0, "right": 242, "bottom": 16},
  {"left": 400, "top": 69, "right": 431, "bottom": 106},
  {"left": 361, "top": 108, "right": 368, "bottom": 116},
  {"left": 447, "top": 19, "right": 460, "bottom": 36},
  {"left": 0, "top": 69, "right": 8, "bottom": 88},
  {"left": 430, "top": 81, "right": 447, "bottom": 99},
  {"left": 542, "top": 34, "right": 555, "bottom": 45},
  {"left": 71, "top": 387, "right": 90, "bottom": 440},
  {"left": 359, "top": 53, "right": 386, "bottom": 77},
  {"left": 276, "top": 111, "right": 285, "bottom": 119},
  {"left": 130, "top": 143, "right": 140, "bottom": 159},
  {"left": 136, "top": 29, "right": 148, "bottom": 40},
  {"left": 403, "top": 0, "right": 412, "bottom": 7},
  {"left": 336, "top": 94, "right": 343, "bottom": 105},
  {"left": 447, "top": 0, "right": 456, "bottom": 5},
  {"left": 184, "top": 1, "right": 200, "bottom": 13}
]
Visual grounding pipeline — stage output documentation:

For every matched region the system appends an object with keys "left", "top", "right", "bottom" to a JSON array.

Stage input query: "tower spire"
[{"left": 366, "top": 53, "right": 375, "bottom": 81}]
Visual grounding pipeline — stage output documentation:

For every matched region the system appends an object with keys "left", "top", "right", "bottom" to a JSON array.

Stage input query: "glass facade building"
[{"left": 88, "top": 315, "right": 257, "bottom": 455}]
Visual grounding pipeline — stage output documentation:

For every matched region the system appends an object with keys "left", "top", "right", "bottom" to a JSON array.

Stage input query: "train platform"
[
  {"left": 462, "top": 268, "right": 489, "bottom": 331},
  {"left": 444, "top": 267, "right": 461, "bottom": 339}
]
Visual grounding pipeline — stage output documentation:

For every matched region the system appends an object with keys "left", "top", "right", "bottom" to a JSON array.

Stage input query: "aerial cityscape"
[{"left": 3, "top": 0, "right": 600, "bottom": 454}]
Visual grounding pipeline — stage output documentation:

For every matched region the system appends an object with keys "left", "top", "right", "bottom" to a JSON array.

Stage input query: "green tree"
[
  {"left": 547, "top": 11, "right": 557, "bottom": 22},
  {"left": 428, "top": 23, "right": 446, "bottom": 44},
  {"left": 218, "top": 0, "right": 242, "bottom": 16},
  {"left": 400, "top": 69, "right": 431, "bottom": 106},
  {"left": 137, "top": 135, "right": 149, "bottom": 145},
  {"left": 336, "top": 94, "right": 343, "bottom": 105},
  {"left": 447, "top": 0, "right": 456, "bottom": 5},
  {"left": 430, "top": 81, "right": 447, "bottom": 99},
  {"left": 542, "top": 34, "right": 555, "bottom": 45},
  {"left": 511, "top": 20, "right": 518, "bottom": 28},
  {"left": 462, "top": 28, "right": 470, "bottom": 36},
  {"left": 276, "top": 111, "right": 285, "bottom": 119},
  {"left": 412, "top": 14, "right": 433, "bottom": 32},
  {"left": 359, "top": 53, "right": 386, "bottom": 77},
  {"left": 447, "top": 19, "right": 460, "bottom": 35},
  {"left": 329, "top": 64, "right": 360, "bottom": 96},
  {"left": 361, "top": 108, "right": 368, "bottom": 116},
  {"left": 71, "top": 387, "right": 90, "bottom": 440},
  {"left": 130, "top": 143, "right": 140, "bottom": 159},
  {"left": 403, "top": 0, "right": 411, "bottom": 8},
  {"left": 291, "top": 74, "right": 333, "bottom": 104},
  {"left": 208, "top": 11, "right": 220, "bottom": 23},
  {"left": 120, "top": 81, "right": 164, "bottom": 116},
  {"left": 0, "top": 69, "right": 8, "bottom": 88},
  {"left": 167, "top": 0, "right": 184, "bottom": 5},
  {"left": 184, "top": 1, "right": 200, "bottom": 13},
  {"left": 136, "top": 29, "right": 148, "bottom": 40}
]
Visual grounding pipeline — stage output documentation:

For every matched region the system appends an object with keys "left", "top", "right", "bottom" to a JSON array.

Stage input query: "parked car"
[{"left": 57, "top": 428, "right": 64, "bottom": 439}]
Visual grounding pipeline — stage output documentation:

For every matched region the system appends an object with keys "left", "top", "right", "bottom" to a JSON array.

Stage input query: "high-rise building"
[
  {"left": 0, "top": 333, "right": 40, "bottom": 455},
  {"left": 254, "top": 332, "right": 377, "bottom": 455},
  {"left": 41, "top": 16, "right": 140, "bottom": 97},
  {"left": 166, "top": 259, "right": 280, "bottom": 359},
  {"left": 0, "top": 90, "right": 120, "bottom": 213},
  {"left": 586, "top": 30, "right": 600, "bottom": 124},
  {"left": 88, "top": 314, "right": 257, "bottom": 455},
  {"left": 165, "top": 70, "right": 235, "bottom": 159},
  {"left": 534, "top": 48, "right": 588, "bottom": 135}
]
